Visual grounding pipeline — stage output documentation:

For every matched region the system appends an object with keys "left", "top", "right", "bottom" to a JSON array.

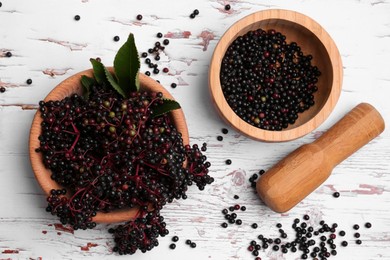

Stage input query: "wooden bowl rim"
[
  {"left": 29, "top": 68, "right": 189, "bottom": 223},
  {"left": 209, "top": 9, "right": 343, "bottom": 142}
]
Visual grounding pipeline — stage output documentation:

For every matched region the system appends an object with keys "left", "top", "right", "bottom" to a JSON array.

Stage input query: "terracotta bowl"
[
  {"left": 29, "top": 69, "right": 189, "bottom": 223},
  {"left": 209, "top": 9, "right": 343, "bottom": 142}
]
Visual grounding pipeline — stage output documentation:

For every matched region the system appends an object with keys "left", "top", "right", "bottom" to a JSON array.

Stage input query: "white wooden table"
[{"left": 0, "top": 1, "right": 389, "bottom": 259}]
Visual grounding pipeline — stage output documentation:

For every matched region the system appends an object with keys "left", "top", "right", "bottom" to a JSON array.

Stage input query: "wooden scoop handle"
[{"left": 256, "top": 103, "right": 385, "bottom": 213}]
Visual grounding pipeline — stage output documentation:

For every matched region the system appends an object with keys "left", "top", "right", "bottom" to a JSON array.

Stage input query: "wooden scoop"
[{"left": 256, "top": 103, "right": 385, "bottom": 213}]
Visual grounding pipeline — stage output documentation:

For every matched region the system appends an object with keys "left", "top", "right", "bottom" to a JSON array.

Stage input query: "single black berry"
[
  {"left": 0, "top": 87, "right": 5, "bottom": 93},
  {"left": 113, "top": 36, "right": 120, "bottom": 42},
  {"left": 5, "top": 51, "right": 12, "bottom": 57},
  {"left": 193, "top": 9, "right": 199, "bottom": 15},
  {"left": 353, "top": 224, "right": 360, "bottom": 230},
  {"left": 157, "top": 32, "right": 163, "bottom": 38},
  {"left": 141, "top": 52, "right": 148, "bottom": 58},
  {"left": 163, "top": 39, "right": 170, "bottom": 45},
  {"left": 225, "top": 4, "right": 231, "bottom": 10},
  {"left": 240, "top": 206, "right": 246, "bottom": 211},
  {"left": 356, "top": 239, "right": 362, "bottom": 245},
  {"left": 222, "top": 128, "right": 228, "bottom": 134},
  {"left": 333, "top": 192, "right": 340, "bottom": 198},
  {"left": 169, "top": 243, "right": 176, "bottom": 249},
  {"left": 186, "top": 239, "right": 191, "bottom": 245},
  {"left": 190, "top": 242, "right": 196, "bottom": 248},
  {"left": 233, "top": 195, "right": 239, "bottom": 199},
  {"left": 74, "top": 15, "right": 80, "bottom": 21},
  {"left": 221, "top": 222, "right": 228, "bottom": 228},
  {"left": 365, "top": 222, "right": 372, "bottom": 228},
  {"left": 341, "top": 241, "right": 348, "bottom": 247},
  {"left": 190, "top": 13, "right": 196, "bottom": 19},
  {"left": 225, "top": 159, "right": 232, "bottom": 165},
  {"left": 26, "top": 79, "right": 33, "bottom": 85},
  {"left": 217, "top": 136, "right": 223, "bottom": 141},
  {"left": 236, "top": 219, "right": 242, "bottom": 225},
  {"left": 251, "top": 223, "right": 258, "bottom": 229},
  {"left": 171, "top": 83, "right": 177, "bottom": 88},
  {"left": 172, "top": 236, "right": 179, "bottom": 242},
  {"left": 136, "top": 14, "right": 143, "bottom": 20},
  {"left": 339, "top": 230, "right": 346, "bottom": 236}
]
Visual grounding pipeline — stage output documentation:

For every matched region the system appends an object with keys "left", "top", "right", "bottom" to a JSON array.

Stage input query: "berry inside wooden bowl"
[
  {"left": 29, "top": 69, "right": 189, "bottom": 223},
  {"left": 209, "top": 9, "right": 343, "bottom": 142}
]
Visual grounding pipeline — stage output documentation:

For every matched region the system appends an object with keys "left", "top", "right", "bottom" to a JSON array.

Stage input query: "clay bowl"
[
  {"left": 29, "top": 69, "right": 189, "bottom": 223},
  {"left": 209, "top": 9, "right": 343, "bottom": 142}
]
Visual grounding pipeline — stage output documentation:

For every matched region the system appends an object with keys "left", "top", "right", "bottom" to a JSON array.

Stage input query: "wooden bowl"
[
  {"left": 209, "top": 9, "right": 343, "bottom": 142},
  {"left": 29, "top": 69, "right": 189, "bottom": 223}
]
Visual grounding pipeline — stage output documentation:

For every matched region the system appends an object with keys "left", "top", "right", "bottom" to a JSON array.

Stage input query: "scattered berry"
[
  {"left": 26, "top": 79, "right": 33, "bottom": 85},
  {"left": 136, "top": 14, "right": 143, "bottom": 20},
  {"left": 113, "top": 36, "right": 120, "bottom": 42},
  {"left": 225, "top": 4, "right": 231, "bottom": 10}
]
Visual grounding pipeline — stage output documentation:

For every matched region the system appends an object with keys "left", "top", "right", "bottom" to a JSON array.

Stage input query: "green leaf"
[
  {"left": 114, "top": 33, "right": 140, "bottom": 93},
  {"left": 80, "top": 75, "right": 95, "bottom": 99},
  {"left": 90, "top": 58, "right": 107, "bottom": 85},
  {"left": 103, "top": 66, "right": 126, "bottom": 98},
  {"left": 152, "top": 99, "right": 181, "bottom": 118}
]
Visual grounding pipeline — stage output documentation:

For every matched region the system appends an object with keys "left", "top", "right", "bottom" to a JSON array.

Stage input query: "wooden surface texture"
[{"left": 0, "top": 0, "right": 389, "bottom": 259}]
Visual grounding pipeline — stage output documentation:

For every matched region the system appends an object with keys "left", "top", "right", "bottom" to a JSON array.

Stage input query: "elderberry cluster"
[
  {"left": 220, "top": 29, "right": 321, "bottom": 130},
  {"left": 37, "top": 83, "right": 213, "bottom": 254}
]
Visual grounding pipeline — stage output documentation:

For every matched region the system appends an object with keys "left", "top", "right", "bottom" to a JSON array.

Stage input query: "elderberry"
[
  {"left": 37, "top": 81, "right": 213, "bottom": 255},
  {"left": 220, "top": 29, "right": 320, "bottom": 130}
]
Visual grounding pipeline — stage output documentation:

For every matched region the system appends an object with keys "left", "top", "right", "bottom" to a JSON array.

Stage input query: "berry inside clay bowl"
[
  {"left": 29, "top": 69, "right": 189, "bottom": 223},
  {"left": 209, "top": 9, "right": 343, "bottom": 142}
]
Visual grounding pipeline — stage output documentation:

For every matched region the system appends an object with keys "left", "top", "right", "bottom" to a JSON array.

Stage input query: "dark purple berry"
[{"left": 136, "top": 14, "right": 143, "bottom": 20}]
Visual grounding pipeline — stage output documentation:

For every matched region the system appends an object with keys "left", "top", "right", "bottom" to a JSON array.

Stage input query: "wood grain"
[
  {"left": 28, "top": 69, "right": 189, "bottom": 223},
  {"left": 209, "top": 9, "right": 343, "bottom": 142},
  {"left": 1, "top": 0, "right": 389, "bottom": 259},
  {"left": 257, "top": 103, "right": 385, "bottom": 213}
]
